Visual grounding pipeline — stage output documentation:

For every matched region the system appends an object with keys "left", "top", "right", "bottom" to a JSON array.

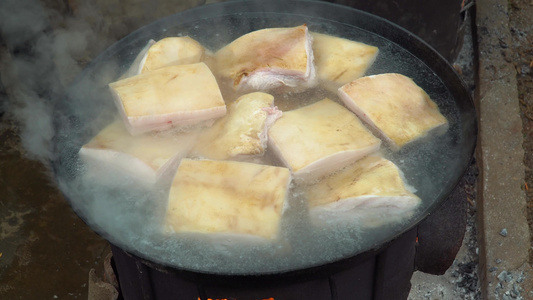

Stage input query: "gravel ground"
[{"left": 509, "top": 0, "right": 533, "bottom": 266}]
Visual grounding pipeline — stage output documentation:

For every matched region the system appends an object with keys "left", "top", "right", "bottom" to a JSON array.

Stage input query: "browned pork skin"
[
  {"left": 79, "top": 119, "right": 197, "bottom": 186},
  {"left": 311, "top": 32, "right": 378, "bottom": 92},
  {"left": 338, "top": 73, "right": 448, "bottom": 149},
  {"left": 191, "top": 92, "right": 281, "bottom": 160},
  {"left": 305, "top": 155, "right": 421, "bottom": 227},
  {"left": 214, "top": 24, "right": 316, "bottom": 92},
  {"left": 164, "top": 159, "right": 292, "bottom": 239},
  {"left": 123, "top": 36, "right": 206, "bottom": 77},
  {"left": 109, "top": 62, "right": 226, "bottom": 135},
  {"left": 268, "top": 98, "right": 381, "bottom": 181}
]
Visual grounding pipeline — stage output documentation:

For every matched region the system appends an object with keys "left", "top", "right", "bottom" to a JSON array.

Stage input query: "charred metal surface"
[
  {"left": 109, "top": 228, "right": 416, "bottom": 300},
  {"left": 323, "top": 0, "right": 465, "bottom": 62},
  {"left": 415, "top": 177, "right": 468, "bottom": 275}
]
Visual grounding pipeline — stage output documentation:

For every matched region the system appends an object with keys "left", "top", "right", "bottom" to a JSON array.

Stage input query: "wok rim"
[{"left": 52, "top": 0, "right": 477, "bottom": 276}]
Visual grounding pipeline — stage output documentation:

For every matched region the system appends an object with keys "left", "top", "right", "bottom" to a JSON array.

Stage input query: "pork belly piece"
[
  {"left": 338, "top": 73, "right": 448, "bottom": 149},
  {"left": 79, "top": 120, "right": 197, "bottom": 185},
  {"left": 214, "top": 24, "right": 316, "bottom": 92},
  {"left": 305, "top": 155, "right": 421, "bottom": 226},
  {"left": 311, "top": 32, "right": 378, "bottom": 92},
  {"left": 164, "top": 159, "right": 291, "bottom": 239},
  {"left": 141, "top": 37, "right": 206, "bottom": 73},
  {"left": 268, "top": 98, "right": 381, "bottom": 181},
  {"left": 123, "top": 37, "right": 206, "bottom": 77},
  {"left": 191, "top": 92, "right": 282, "bottom": 160},
  {"left": 109, "top": 62, "right": 226, "bottom": 135},
  {"left": 123, "top": 39, "right": 156, "bottom": 78}
]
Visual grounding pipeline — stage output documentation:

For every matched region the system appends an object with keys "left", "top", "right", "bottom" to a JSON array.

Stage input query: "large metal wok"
[{"left": 52, "top": 0, "right": 476, "bottom": 277}]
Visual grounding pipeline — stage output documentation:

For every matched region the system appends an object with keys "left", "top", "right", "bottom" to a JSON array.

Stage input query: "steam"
[
  {"left": 0, "top": 0, "right": 206, "bottom": 164},
  {"left": 0, "top": 0, "right": 104, "bottom": 164},
  {"left": 1, "top": 1, "right": 52, "bottom": 162}
]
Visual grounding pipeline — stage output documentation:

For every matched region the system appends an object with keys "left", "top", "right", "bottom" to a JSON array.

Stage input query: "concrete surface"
[
  {"left": 475, "top": 0, "right": 533, "bottom": 299},
  {"left": 1, "top": 0, "right": 532, "bottom": 299}
]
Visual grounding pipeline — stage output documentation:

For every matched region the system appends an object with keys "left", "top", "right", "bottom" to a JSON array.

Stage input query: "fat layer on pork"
[
  {"left": 268, "top": 98, "right": 381, "bottom": 181},
  {"left": 191, "top": 92, "right": 281, "bottom": 160},
  {"left": 338, "top": 73, "right": 449, "bottom": 149},
  {"left": 311, "top": 32, "right": 378, "bottom": 92},
  {"left": 305, "top": 155, "right": 421, "bottom": 226},
  {"left": 213, "top": 24, "right": 316, "bottom": 92},
  {"left": 141, "top": 37, "right": 206, "bottom": 73},
  {"left": 79, "top": 119, "right": 197, "bottom": 186},
  {"left": 109, "top": 62, "right": 226, "bottom": 135},
  {"left": 164, "top": 159, "right": 291, "bottom": 239},
  {"left": 123, "top": 36, "right": 206, "bottom": 77}
]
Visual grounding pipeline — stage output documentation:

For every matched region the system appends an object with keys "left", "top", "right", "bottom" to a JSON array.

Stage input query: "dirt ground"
[{"left": 508, "top": 0, "right": 533, "bottom": 263}]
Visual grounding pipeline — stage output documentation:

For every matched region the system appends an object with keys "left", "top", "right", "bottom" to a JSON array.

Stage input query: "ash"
[
  {"left": 492, "top": 270, "right": 528, "bottom": 300},
  {"left": 409, "top": 162, "right": 480, "bottom": 300}
]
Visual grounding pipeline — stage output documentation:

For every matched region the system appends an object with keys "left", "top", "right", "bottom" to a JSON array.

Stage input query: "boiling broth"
[{"left": 55, "top": 8, "right": 473, "bottom": 275}]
